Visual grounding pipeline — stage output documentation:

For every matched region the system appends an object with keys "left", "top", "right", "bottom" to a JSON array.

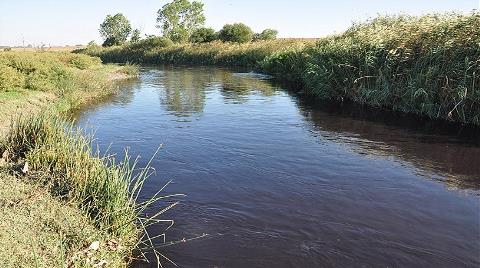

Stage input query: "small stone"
[
  {"left": 21, "top": 162, "right": 29, "bottom": 174},
  {"left": 88, "top": 241, "right": 100, "bottom": 251}
]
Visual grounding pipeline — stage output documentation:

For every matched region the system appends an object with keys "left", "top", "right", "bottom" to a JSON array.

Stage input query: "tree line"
[{"left": 98, "top": 0, "right": 278, "bottom": 47}]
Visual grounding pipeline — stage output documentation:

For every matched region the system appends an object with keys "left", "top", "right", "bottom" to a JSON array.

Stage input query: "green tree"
[
  {"left": 189, "top": 27, "right": 217, "bottom": 43},
  {"left": 156, "top": 0, "right": 206, "bottom": 43},
  {"left": 218, "top": 23, "right": 254, "bottom": 43},
  {"left": 99, "top": 13, "right": 132, "bottom": 47},
  {"left": 130, "top": 29, "right": 142, "bottom": 43},
  {"left": 254, "top": 29, "right": 278, "bottom": 41}
]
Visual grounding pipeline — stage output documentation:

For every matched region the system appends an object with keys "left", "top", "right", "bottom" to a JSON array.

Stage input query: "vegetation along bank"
[
  {"left": 77, "top": 12, "right": 480, "bottom": 125},
  {"left": 0, "top": 51, "right": 171, "bottom": 267}
]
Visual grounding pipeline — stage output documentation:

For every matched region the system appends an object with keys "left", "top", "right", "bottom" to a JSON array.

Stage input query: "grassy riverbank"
[
  {"left": 0, "top": 51, "right": 156, "bottom": 267},
  {"left": 0, "top": 52, "right": 137, "bottom": 132},
  {"left": 77, "top": 13, "right": 480, "bottom": 125},
  {"left": 76, "top": 38, "right": 313, "bottom": 68}
]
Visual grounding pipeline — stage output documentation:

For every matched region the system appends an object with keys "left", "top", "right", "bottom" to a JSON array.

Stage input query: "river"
[{"left": 75, "top": 66, "right": 480, "bottom": 267}]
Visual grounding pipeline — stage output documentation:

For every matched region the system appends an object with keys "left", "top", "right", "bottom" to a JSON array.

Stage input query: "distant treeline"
[{"left": 76, "top": 13, "right": 480, "bottom": 125}]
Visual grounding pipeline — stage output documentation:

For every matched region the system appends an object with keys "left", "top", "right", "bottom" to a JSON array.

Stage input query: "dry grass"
[
  {"left": 0, "top": 90, "right": 57, "bottom": 134},
  {"left": 0, "top": 112, "right": 177, "bottom": 267},
  {"left": 0, "top": 51, "right": 139, "bottom": 131},
  {"left": 0, "top": 171, "right": 129, "bottom": 267},
  {"left": 0, "top": 52, "right": 154, "bottom": 267},
  {"left": 5, "top": 45, "right": 86, "bottom": 52}
]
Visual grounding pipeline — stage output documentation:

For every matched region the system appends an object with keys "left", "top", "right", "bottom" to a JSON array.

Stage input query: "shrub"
[
  {"left": 254, "top": 29, "right": 278, "bottom": 41},
  {"left": 0, "top": 65, "right": 24, "bottom": 91},
  {"left": 189, "top": 27, "right": 217, "bottom": 43},
  {"left": 102, "top": 37, "right": 122, "bottom": 47},
  {"left": 131, "top": 29, "right": 142, "bottom": 43},
  {"left": 219, "top": 23, "right": 254, "bottom": 43},
  {"left": 26, "top": 65, "right": 73, "bottom": 92},
  {"left": 128, "top": 36, "right": 173, "bottom": 50},
  {"left": 67, "top": 54, "right": 102, "bottom": 70}
]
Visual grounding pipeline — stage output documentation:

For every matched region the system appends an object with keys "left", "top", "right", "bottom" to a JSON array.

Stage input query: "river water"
[{"left": 75, "top": 66, "right": 480, "bottom": 267}]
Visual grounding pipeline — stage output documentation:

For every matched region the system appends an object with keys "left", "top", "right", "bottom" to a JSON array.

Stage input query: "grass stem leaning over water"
[{"left": 0, "top": 113, "right": 183, "bottom": 266}]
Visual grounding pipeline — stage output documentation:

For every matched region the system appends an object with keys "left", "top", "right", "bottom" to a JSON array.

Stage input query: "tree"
[
  {"left": 156, "top": 0, "right": 205, "bottom": 43},
  {"left": 99, "top": 13, "right": 132, "bottom": 47},
  {"left": 131, "top": 29, "right": 142, "bottom": 43},
  {"left": 218, "top": 23, "right": 254, "bottom": 43},
  {"left": 189, "top": 27, "right": 217, "bottom": 43},
  {"left": 254, "top": 29, "right": 278, "bottom": 41}
]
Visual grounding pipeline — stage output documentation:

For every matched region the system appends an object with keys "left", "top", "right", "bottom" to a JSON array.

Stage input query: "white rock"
[{"left": 88, "top": 241, "right": 100, "bottom": 251}]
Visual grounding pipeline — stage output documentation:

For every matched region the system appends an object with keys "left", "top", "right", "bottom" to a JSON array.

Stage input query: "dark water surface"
[{"left": 75, "top": 66, "right": 480, "bottom": 267}]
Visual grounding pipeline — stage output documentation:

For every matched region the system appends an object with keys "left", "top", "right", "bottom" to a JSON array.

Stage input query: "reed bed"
[{"left": 263, "top": 13, "right": 480, "bottom": 125}]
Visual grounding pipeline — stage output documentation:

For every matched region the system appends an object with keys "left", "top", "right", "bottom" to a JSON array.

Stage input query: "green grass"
[
  {"left": 77, "top": 12, "right": 480, "bottom": 125},
  {"left": 0, "top": 52, "right": 171, "bottom": 267},
  {"left": 0, "top": 51, "right": 139, "bottom": 112},
  {"left": 263, "top": 13, "right": 480, "bottom": 125},
  {"left": 0, "top": 90, "right": 22, "bottom": 100},
  {"left": 76, "top": 39, "right": 313, "bottom": 68},
  {"left": 0, "top": 113, "right": 179, "bottom": 267},
  {"left": 0, "top": 51, "right": 139, "bottom": 132},
  {"left": 0, "top": 170, "right": 128, "bottom": 267}
]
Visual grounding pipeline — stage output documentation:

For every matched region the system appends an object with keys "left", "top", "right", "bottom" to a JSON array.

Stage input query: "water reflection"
[
  {"left": 153, "top": 68, "right": 210, "bottom": 117},
  {"left": 144, "top": 65, "right": 480, "bottom": 190},
  {"left": 146, "top": 66, "right": 277, "bottom": 116},
  {"left": 293, "top": 98, "right": 480, "bottom": 190}
]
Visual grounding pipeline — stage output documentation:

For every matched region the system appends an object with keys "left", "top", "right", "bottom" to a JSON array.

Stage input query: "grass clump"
[
  {"left": 0, "top": 113, "right": 176, "bottom": 267},
  {"left": 0, "top": 171, "right": 129, "bottom": 267}
]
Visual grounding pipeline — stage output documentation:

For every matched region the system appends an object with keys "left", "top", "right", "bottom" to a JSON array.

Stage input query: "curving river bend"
[{"left": 75, "top": 66, "right": 480, "bottom": 268}]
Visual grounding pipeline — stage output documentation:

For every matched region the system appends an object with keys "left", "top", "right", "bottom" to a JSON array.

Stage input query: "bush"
[
  {"left": 66, "top": 54, "right": 102, "bottom": 69},
  {"left": 254, "top": 29, "right": 278, "bottom": 41},
  {"left": 128, "top": 36, "right": 173, "bottom": 50},
  {"left": 0, "top": 65, "right": 24, "bottom": 91},
  {"left": 102, "top": 37, "right": 122, "bottom": 47},
  {"left": 189, "top": 27, "right": 217, "bottom": 43},
  {"left": 219, "top": 23, "right": 254, "bottom": 43}
]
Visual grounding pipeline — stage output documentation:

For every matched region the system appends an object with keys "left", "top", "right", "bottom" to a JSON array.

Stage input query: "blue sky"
[{"left": 0, "top": 0, "right": 477, "bottom": 46}]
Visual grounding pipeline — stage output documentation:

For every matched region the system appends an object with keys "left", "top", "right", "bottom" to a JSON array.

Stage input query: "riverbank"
[
  {"left": 0, "top": 52, "right": 137, "bottom": 132},
  {"left": 77, "top": 13, "right": 480, "bottom": 125},
  {"left": 0, "top": 51, "right": 146, "bottom": 267}
]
